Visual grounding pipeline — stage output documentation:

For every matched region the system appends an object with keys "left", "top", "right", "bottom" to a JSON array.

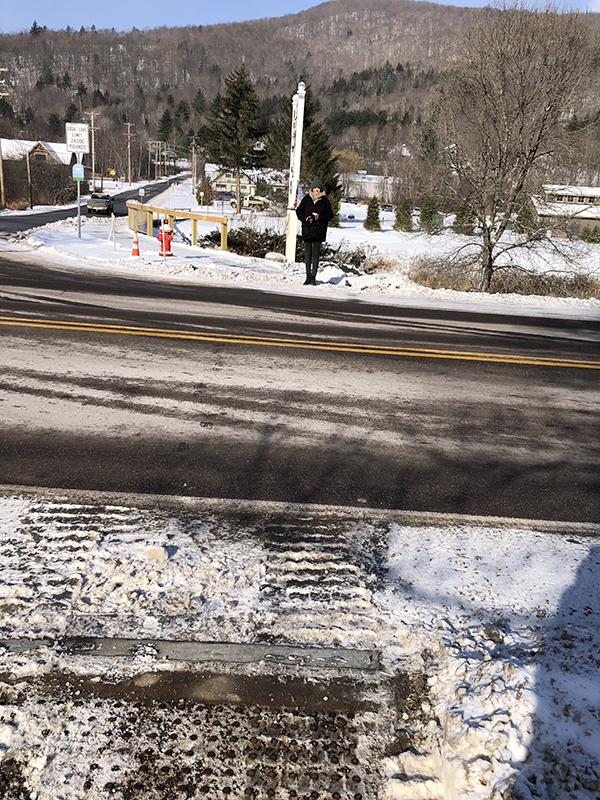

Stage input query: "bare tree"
[{"left": 432, "top": 3, "right": 597, "bottom": 290}]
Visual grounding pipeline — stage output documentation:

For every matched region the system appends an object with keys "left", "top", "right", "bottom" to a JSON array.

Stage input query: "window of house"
[{"left": 567, "top": 196, "right": 575, "bottom": 202}]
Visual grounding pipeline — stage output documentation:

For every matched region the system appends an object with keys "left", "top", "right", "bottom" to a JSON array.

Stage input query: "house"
[
  {"left": 532, "top": 184, "right": 600, "bottom": 236},
  {"left": 0, "top": 138, "right": 74, "bottom": 166},
  {"left": 205, "top": 167, "right": 256, "bottom": 196}
]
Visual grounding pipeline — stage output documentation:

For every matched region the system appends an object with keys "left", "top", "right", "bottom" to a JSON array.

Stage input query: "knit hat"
[{"left": 310, "top": 176, "right": 324, "bottom": 191}]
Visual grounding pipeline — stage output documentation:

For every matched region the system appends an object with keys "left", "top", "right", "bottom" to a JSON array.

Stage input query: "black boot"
[{"left": 303, "top": 275, "right": 311, "bottom": 285}]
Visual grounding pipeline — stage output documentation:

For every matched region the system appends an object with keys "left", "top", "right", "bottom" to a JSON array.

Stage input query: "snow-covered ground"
[
  {"left": 0, "top": 493, "right": 598, "bottom": 799},
  {"left": 3, "top": 178, "right": 600, "bottom": 320}
]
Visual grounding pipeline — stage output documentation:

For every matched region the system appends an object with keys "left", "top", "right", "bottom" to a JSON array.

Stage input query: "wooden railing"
[{"left": 126, "top": 200, "right": 228, "bottom": 251}]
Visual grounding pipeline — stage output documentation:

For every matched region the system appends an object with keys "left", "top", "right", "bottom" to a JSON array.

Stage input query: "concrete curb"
[{"left": 1, "top": 484, "right": 598, "bottom": 537}]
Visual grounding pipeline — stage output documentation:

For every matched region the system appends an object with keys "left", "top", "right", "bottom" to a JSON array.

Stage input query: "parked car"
[
  {"left": 381, "top": 203, "right": 394, "bottom": 212},
  {"left": 87, "top": 193, "right": 114, "bottom": 215},
  {"left": 343, "top": 196, "right": 358, "bottom": 204},
  {"left": 215, "top": 192, "right": 236, "bottom": 202}
]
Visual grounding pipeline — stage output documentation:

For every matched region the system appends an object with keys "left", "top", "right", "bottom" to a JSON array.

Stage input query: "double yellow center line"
[{"left": 1, "top": 314, "right": 599, "bottom": 369}]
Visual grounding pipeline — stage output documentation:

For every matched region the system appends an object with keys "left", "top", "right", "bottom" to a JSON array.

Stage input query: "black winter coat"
[{"left": 296, "top": 191, "right": 334, "bottom": 242}]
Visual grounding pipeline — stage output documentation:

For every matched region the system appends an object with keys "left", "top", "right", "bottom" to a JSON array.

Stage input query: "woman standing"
[{"left": 296, "top": 177, "right": 334, "bottom": 285}]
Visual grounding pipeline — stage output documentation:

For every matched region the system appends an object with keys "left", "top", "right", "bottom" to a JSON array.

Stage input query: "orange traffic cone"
[{"left": 132, "top": 230, "right": 140, "bottom": 257}]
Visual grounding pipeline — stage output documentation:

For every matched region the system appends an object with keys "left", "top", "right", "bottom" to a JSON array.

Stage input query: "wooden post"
[
  {"left": 167, "top": 214, "right": 175, "bottom": 230},
  {"left": 26, "top": 152, "right": 33, "bottom": 208},
  {"left": 147, "top": 210, "right": 153, "bottom": 237},
  {"left": 191, "top": 219, "right": 197, "bottom": 247},
  {"left": 221, "top": 219, "right": 228, "bottom": 251}
]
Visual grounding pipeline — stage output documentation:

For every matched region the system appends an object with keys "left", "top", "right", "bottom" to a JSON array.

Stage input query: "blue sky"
[
  {"left": 0, "top": 0, "right": 594, "bottom": 33},
  {"left": 0, "top": 0, "right": 487, "bottom": 35}
]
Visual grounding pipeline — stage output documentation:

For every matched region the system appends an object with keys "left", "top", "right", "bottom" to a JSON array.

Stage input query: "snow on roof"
[
  {"left": 543, "top": 184, "right": 600, "bottom": 197},
  {"left": 533, "top": 194, "right": 600, "bottom": 221},
  {"left": 0, "top": 138, "right": 72, "bottom": 165}
]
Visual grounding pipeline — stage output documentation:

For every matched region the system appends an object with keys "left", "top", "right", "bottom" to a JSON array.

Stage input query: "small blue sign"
[{"left": 72, "top": 163, "right": 85, "bottom": 181}]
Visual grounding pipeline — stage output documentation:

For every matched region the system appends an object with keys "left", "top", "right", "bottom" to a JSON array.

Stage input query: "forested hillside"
[{"left": 0, "top": 0, "right": 599, "bottom": 186}]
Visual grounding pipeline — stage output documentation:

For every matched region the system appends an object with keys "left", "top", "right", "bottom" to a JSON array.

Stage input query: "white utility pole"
[
  {"left": 124, "top": 122, "right": 134, "bottom": 185},
  {"left": 285, "top": 81, "right": 306, "bottom": 264},
  {"left": 84, "top": 111, "right": 98, "bottom": 191}
]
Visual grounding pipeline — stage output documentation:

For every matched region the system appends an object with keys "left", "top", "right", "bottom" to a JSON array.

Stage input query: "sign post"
[
  {"left": 285, "top": 81, "right": 306, "bottom": 264},
  {"left": 66, "top": 123, "right": 90, "bottom": 238}
]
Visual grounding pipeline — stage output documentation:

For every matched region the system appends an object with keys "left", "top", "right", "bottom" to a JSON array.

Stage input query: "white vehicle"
[{"left": 230, "top": 195, "right": 270, "bottom": 211}]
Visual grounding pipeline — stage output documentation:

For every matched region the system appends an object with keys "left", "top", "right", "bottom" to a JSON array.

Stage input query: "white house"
[{"left": 533, "top": 184, "right": 600, "bottom": 235}]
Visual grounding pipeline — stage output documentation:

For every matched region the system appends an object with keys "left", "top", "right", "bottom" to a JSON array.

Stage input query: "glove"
[
  {"left": 313, "top": 212, "right": 319, "bottom": 221},
  {"left": 306, "top": 214, "right": 314, "bottom": 223}
]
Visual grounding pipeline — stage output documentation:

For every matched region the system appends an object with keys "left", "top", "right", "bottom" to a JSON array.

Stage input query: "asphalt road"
[
  {"left": 0, "top": 176, "right": 186, "bottom": 233},
  {"left": 1, "top": 253, "right": 599, "bottom": 522}
]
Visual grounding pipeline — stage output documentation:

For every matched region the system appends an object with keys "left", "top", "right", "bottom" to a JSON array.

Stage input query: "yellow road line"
[{"left": 1, "top": 315, "right": 599, "bottom": 369}]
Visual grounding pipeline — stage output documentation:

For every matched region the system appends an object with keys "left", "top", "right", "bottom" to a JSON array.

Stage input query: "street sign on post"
[
  {"left": 65, "top": 123, "right": 90, "bottom": 154},
  {"left": 66, "top": 124, "right": 89, "bottom": 240}
]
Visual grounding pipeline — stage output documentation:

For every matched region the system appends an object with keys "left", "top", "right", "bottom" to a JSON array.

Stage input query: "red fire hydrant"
[{"left": 157, "top": 223, "right": 173, "bottom": 257}]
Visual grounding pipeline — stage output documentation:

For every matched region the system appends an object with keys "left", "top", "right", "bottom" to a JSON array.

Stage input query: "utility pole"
[
  {"left": 0, "top": 68, "right": 9, "bottom": 208},
  {"left": 124, "top": 122, "right": 134, "bottom": 185},
  {"left": 84, "top": 111, "right": 98, "bottom": 191}
]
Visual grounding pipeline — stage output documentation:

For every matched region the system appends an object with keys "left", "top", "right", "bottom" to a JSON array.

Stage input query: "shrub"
[
  {"left": 580, "top": 225, "right": 600, "bottom": 243},
  {"left": 363, "top": 196, "right": 381, "bottom": 231},
  {"left": 514, "top": 202, "right": 536, "bottom": 235},
  {"left": 452, "top": 201, "right": 475, "bottom": 236},
  {"left": 408, "top": 255, "right": 600, "bottom": 298},
  {"left": 420, "top": 196, "right": 441, "bottom": 234},
  {"left": 393, "top": 198, "right": 412, "bottom": 232}
]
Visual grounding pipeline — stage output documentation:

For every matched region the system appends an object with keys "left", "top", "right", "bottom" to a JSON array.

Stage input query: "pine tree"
[
  {"left": 47, "top": 113, "right": 62, "bottom": 139},
  {"left": 393, "top": 198, "right": 412, "bottom": 232},
  {"left": 201, "top": 65, "right": 264, "bottom": 209},
  {"left": 420, "top": 197, "right": 440, "bottom": 234},
  {"left": 364, "top": 196, "right": 381, "bottom": 231},
  {"left": 196, "top": 176, "right": 215, "bottom": 206},
  {"left": 30, "top": 20, "right": 42, "bottom": 37},
  {"left": 452, "top": 201, "right": 475, "bottom": 236},
  {"left": 158, "top": 109, "right": 173, "bottom": 142},
  {"left": 514, "top": 202, "right": 536, "bottom": 236},
  {"left": 192, "top": 88, "right": 206, "bottom": 117}
]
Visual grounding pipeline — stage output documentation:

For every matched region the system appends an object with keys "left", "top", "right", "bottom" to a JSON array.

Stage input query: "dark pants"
[{"left": 304, "top": 240, "right": 321, "bottom": 278}]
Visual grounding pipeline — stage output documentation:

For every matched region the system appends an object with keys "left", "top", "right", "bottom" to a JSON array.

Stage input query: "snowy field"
[
  {"left": 0, "top": 493, "right": 599, "bottom": 799},
  {"left": 4, "top": 177, "right": 600, "bottom": 320}
]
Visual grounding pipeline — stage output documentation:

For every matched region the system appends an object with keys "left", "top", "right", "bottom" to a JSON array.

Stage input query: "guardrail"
[{"left": 126, "top": 200, "right": 228, "bottom": 251}]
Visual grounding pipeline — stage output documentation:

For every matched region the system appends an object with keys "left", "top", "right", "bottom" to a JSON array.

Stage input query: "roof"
[
  {"left": 533, "top": 195, "right": 600, "bottom": 221},
  {"left": 544, "top": 184, "right": 600, "bottom": 197},
  {"left": 0, "top": 138, "right": 73, "bottom": 165}
]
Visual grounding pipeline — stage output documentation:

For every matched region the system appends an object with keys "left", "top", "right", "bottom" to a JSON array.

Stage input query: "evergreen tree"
[
  {"left": 364, "top": 196, "right": 381, "bottom": 231},
  {"left": 420, "top": 196, "right": 440, "bottom": 234},
  {"left": 192, "top": 88, "right": 206, "bottom": 117},
  {"left": 47, "top": 113, "right": 62, "bottom": 139},
  {"left": 393, "top": 198, "right": 412, "bottom": 232},
  {"left": 65, "top": 103, "right": 78, "bottom": 123},
  {"left": 514, "top": 202, "right": 536, "bottom": 236},
  {"left": 158, "top": 109, "right": 173, "bottom": 142},
  {"left": 452, "top": 201, "right": 475, "bottom": 236},
  {"left": 30, "top": 20, "right": 42, "bottom": 37},
  {"left": 201, "top": 65, "right": 264, "bottom": 209},
  {"left": 196, "top": 176, "right": 214, "bottom": 206}
]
